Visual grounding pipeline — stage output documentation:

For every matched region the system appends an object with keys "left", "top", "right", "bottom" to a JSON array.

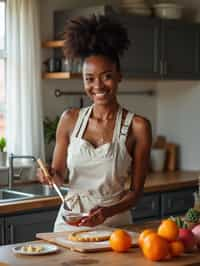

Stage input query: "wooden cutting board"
[{"left": 36, "top": 228, "right": 139, "bottom": 253}]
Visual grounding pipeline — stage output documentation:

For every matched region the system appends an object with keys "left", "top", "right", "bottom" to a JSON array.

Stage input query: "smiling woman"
[{"left": 37, "top": 14, "right": 152, "bottom": 232}]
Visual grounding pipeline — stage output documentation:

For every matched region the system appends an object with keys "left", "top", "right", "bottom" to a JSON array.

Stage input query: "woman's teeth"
[{"left": 95, "top": 92, "right": 106, "bottom": 96}]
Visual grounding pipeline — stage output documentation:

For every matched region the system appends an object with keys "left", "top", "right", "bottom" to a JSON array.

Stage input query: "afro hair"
[{"left": 63, "top": 14, "right": 130, "bottom": 63}]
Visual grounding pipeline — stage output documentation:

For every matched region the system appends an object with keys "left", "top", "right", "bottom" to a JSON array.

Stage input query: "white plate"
[{"left": 12, "top": 243, "right": 59, "bottom": 255}]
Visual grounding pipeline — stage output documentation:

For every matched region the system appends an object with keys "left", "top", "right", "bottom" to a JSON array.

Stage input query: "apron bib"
[{"left": 54, "top": 105, "right": 134, "bottom": 232}]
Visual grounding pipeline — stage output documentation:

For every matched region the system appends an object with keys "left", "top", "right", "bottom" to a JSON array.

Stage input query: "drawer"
[
  {"left": 132, "top": 193, "right": 160, "bottom": 220},
  {"left": 161, "top": 187, "right": 196, "bottom": 217}
]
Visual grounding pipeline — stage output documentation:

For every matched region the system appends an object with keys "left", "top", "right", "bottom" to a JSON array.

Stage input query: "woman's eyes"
[
  {"left": 85, "top": 74, "right": 112, "bottom": 83},
  {"left": 102, "top": 73, "right": 112, "bottom": 81},
  {"left": 85, "top": 77, "right": 94, "bottom": 82}
]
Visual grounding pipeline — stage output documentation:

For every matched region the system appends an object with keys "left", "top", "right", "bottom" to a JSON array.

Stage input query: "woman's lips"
[{"left": 93, "top": 92, "right": 107, "bottom": 99}]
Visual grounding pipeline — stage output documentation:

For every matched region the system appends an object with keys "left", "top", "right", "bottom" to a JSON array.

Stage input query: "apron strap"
[
  {"left": 119, "top": 112, "right": 134, "bottom": 142},
  {"left": 77, "top": 105, "right": 93, "bottom": 138},
  {"left": 112, "top": 106, "right": 123, "bottom": 142},
  {"left": 71, "top": 106, "right": 91, "bottom": 139}
]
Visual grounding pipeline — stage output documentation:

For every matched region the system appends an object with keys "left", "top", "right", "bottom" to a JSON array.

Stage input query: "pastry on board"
[{"left": 68, "top": 230, "right": 112, "bottom": 242}]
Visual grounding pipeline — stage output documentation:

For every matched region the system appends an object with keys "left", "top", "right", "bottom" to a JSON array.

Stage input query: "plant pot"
[{"left": 0, "top": 151, "right": 7, "bottom": 166}]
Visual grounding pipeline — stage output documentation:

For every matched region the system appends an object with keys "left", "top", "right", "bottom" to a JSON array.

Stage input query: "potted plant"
[
  {"left": 0, "top": 137, "right": 7, "bottom": 166},
  {"left": 43, "top": 116, "right": 59, "bottom": 162},
  {"left": 43, "top": 116, "right": 59, "bottom": 144}
]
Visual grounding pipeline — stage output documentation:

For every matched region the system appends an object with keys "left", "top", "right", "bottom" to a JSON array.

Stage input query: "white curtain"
[{"left": 6, "top": 0, "right": 45, "bottom": 160}]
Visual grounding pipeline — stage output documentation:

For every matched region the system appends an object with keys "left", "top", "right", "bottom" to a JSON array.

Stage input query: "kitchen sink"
[
  {"left": 0, "top": 189, "right": 34, "bottom": 203},
  {"left": 14, "top": 183, "right": 69, "bottom": 197}
]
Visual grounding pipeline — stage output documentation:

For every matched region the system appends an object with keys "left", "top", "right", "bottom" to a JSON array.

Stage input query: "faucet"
[{"left": 8, "top": 153, "right": 36, "bottom": 189}]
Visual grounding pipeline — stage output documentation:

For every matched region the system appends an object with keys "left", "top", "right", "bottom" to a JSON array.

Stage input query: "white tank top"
[{"left": 54, "top": 105, "right": 134, "bottom": 232}]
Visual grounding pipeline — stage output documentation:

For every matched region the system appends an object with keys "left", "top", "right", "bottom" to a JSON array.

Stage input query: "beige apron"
[{"left": 54, "top": 105, "right": 134, "bottom": 232}]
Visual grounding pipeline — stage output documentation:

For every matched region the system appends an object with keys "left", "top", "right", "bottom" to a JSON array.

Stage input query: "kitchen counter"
[
  {"left": 0, "top": 171, "right": 199, "bottom": 215},
  {"left": 1, "top": 221, "right": 200, "bottom": 266},
  {"left": 145, "top": 170, "right": 200, "bottom": 192}
]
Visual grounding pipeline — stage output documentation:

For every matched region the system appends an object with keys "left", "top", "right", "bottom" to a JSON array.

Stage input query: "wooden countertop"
[
  {"left": 144, "top": 170, "right": 200, "bottom": 192},
  {"left": 0, "top": 196, "right": 61, "bottom": 215},
  {"left": 0, "top": 171, "right": 199, "bottom": 215},
  {"left": 1, "top": 221, "right": 200, "bottom": 266}
]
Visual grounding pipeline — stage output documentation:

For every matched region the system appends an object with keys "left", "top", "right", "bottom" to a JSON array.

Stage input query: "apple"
[
  {"left": 192, "top": 224, "right": 200, "bottom": 249},
  {"left": 178, "top": 228, "right": 197, "bottom": 252}
]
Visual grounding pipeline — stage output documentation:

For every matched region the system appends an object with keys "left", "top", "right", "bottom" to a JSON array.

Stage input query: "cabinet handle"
[
  {"left": 167, "top": 199, "right": 172, "bottom": 209},
  {"left": 164, "top": 61, "right": 168, "bottom": 75},
  {"left": 151, "top": 201, "right": 155, "bottom": 210},
  {"left": 9, "top": 224, "right": 14, "bottom": 244},
  {"left": 0, "top": 224, "right": 5, "bottom": 245},
  {"left": 160, "top": 61, "right": 163, "bottom": 75}
]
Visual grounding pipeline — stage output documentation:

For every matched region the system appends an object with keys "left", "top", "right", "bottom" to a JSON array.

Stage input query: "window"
[{"left": 0, "top": 0, "right": 6, "bottom": 137}]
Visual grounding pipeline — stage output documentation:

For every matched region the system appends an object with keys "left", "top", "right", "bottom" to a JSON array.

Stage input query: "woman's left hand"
[{"left": 78, "top": 206, "right": 108, "bottom": 227}]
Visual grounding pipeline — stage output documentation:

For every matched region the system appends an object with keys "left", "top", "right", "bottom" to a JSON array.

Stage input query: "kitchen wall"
[
  {"left": 40, "top": 0, "right": 200, "bottom": 170},
  {"left": 156, "top": 0, "right": 200, "bottom": 170},
  {"left": 157, "top": 82, "right": 200, "bottom": 170}
]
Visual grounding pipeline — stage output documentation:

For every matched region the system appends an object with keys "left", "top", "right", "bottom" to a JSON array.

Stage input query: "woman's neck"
[{"left": 92, "top": 102, "right": 119, "bottom": 121}]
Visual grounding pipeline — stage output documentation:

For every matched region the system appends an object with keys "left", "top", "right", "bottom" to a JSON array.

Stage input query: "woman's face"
[{"left": 82, "top": 55, "right": 121, "bottom": 105}]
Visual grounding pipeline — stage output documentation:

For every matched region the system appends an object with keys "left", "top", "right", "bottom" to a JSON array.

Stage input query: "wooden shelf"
[
  {"left": 42, "top": 40, "right": 65, "bottom": 48},
  {"left": 42, "top": 72, "right": 81, "bottom": 79},
  {"left": 42, "top": 41, "right": 82, "bottom": 80}
]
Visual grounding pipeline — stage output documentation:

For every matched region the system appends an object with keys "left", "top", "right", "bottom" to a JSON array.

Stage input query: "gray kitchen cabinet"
[
  {"left": 53, "top": 6, "right": 200, "bottom": 80},
  {"left": 5, "top": 208, "right": 58, "bottom": 244},
  {"left": 119, "top": 15, "right": 160, "bottom": 78},
  {"left": 161, "top": 187, "right": 196, "bottom": 217},
  {"left": 120, "top": 16, "right": 199, "bottom": 79},
  {"left": 161, "top": 20, "right": 199, "bottom": 79},
  {"left": 0, "top": 218, "right": 5, "bottom": 245},
  {"left": 132, "top": 193, "right": 160, "bottom": 222},
  {"left": 133, "top": 186, "right": 196, "bottom": 222}
]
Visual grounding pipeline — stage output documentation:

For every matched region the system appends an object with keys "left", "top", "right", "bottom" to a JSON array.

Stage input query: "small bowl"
[{"left": 62, "top": 211, "right": 88, "bottom": 226}]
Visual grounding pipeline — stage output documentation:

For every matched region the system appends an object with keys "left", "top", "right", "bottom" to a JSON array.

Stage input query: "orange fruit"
[
  {"left": 158, "top": 219, "right": 179, "bottom": 242},
  {"left": 142, "top": 233, "right": 169, "bottom": 261},
  {"left": 138, "top": 229, "right": 155, "bottom": 247},
  {"left": 169, "top": 240, "right": 185, "bottom": 257},
  {"left": 109, "top": 229, "right": 132, "bottom": 252}
]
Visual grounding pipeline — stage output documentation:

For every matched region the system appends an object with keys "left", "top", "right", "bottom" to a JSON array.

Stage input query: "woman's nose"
[{"left": 94, "top": 78, "right": 103, "bottom": 89}]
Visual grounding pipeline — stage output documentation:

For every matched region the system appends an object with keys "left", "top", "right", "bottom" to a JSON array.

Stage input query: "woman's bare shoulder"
[
  {"left": 62, "top": 108, "right": 80, "bottom": 122},
  {"left": 58, "top": 108, "right": 80, "bottom": 136},
  {"left": 132, "top": 114, "right": 152, "bottom": 141},
  {"left": 122, "top": 108, "right": 151, "bottom": 132}
]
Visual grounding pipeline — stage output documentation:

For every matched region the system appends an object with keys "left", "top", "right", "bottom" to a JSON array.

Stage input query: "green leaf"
[
  {"left": 43, "top": 116, "right": 59, "bottom": 144},
  {"left": 0, "top": 137, "right": 6, "bottom": 152}
]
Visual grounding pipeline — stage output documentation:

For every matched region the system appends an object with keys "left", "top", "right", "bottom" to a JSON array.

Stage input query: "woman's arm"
[
  {"left": 79, "top": 115, "right": 152, "bottom": 226},
  {"left": 37, "top": 109, "right": 77, "bottom": 186},
  {"left": 104, "top": 115, "right": 152, "bottom": 216}
]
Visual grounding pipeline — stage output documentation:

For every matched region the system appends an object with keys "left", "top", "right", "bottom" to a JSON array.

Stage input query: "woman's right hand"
[{"left": 36, "top": 166, "right": 63, "bottom": 186}]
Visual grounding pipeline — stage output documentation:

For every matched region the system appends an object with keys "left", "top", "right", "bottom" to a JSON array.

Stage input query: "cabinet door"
[
  {"left": 0, "top": 218, "right": 5, "bottom": 245},
  {"left": 132, "top": 193, "right": 160, "bottom": 221},
  {"left": 5, "top": 209, "right": 58, "bottom": 244},
  {"left": 161, "top": 20, "right": 199, "bottom": 79},
  {"left": 119, "top": 15, "right": 160, "bottom": 78},
  {"left": 161, "top": 187, "right": 196, "bottom": 217}
]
